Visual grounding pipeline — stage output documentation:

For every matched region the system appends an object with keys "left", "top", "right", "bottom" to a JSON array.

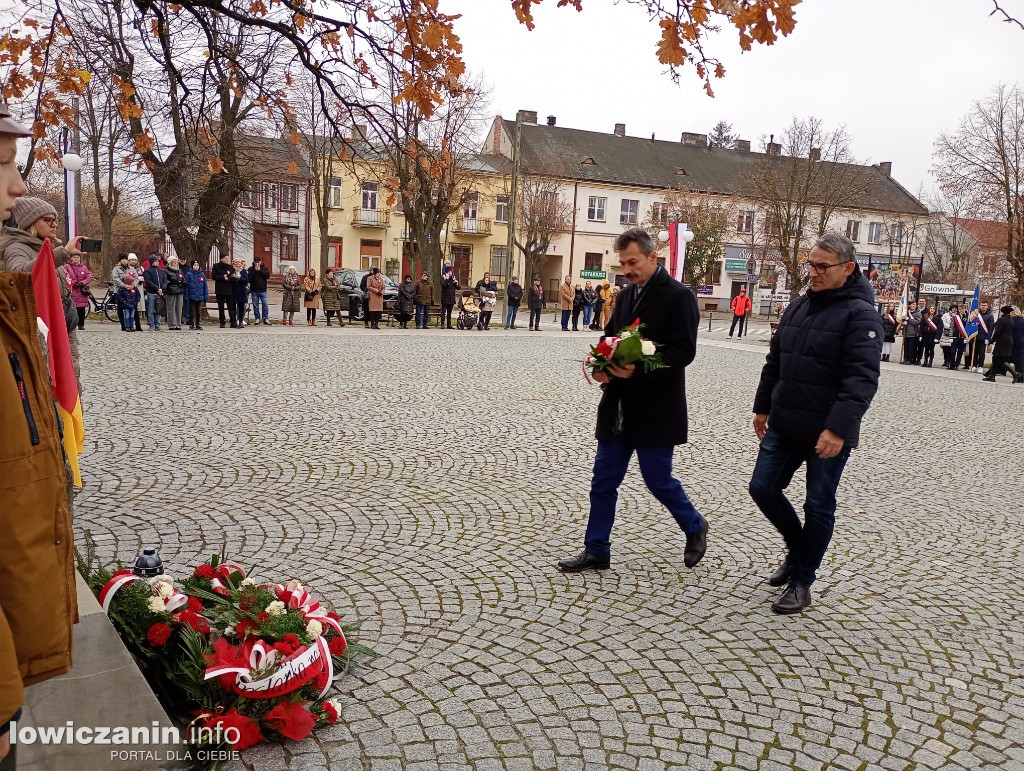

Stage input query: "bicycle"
[{"left": 86, "top": 281, "right": 121, "bottom": 323}]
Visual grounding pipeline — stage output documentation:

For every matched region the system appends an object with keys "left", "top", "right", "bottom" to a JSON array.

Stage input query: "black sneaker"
[{"left": 557, "top": 552, "right": 610, "bottom": 573}]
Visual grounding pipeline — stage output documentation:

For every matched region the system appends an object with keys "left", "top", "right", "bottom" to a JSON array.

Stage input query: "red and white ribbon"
[
  {"left": 99, "top": 573, "right": 141, "bottom": 614},
  {"left": 210, "top": 562, "right": 246, "bottom": 594},
  {"left": 273, "top": 585, "right": 343, "bottom": 636},
  {"left": 205, "top": 637, "right": 334, "bottom": 699}
]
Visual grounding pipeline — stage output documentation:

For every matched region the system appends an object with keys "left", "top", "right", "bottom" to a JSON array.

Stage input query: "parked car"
[{"left": 336, "top": 269, "right": 399, "bottom": 321}]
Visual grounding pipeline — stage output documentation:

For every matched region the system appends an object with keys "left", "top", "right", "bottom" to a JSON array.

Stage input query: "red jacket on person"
[{"left": 731, "top": 293, "right": 752, "bottom": 316}]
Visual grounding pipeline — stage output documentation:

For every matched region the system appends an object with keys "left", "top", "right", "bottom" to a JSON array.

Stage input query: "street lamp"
[
  {"left": 60, "top": 126, "right": 83, "bottom": 243},
  {"left": 658, "top": 224, "right": 694, "bottom": 283}
]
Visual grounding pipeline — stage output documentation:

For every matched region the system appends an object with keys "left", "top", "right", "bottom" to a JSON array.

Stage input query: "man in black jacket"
[
  {"left": 505, "top": 276, "right": 523, "bottom": 329},
  {"left": 558, "top": 228, "right": 708, "bottom": 574},
  {"left": 749, "top": 234, "right": 882, "bottom": 614},
  {"left": 248, "top": 256, "right": 271, "bottom": 325},
  {"left": 211, "top": 253, "right": 236, "bottom": 328},
  {"left": 969, "top": 300, "right": 996, "bottom": 372},
  {"left": 142, "top": 255, "right": 167, "bottom": 330},
  {"left": 981, "top": 305, "right": 1018, "bottom": 382}
]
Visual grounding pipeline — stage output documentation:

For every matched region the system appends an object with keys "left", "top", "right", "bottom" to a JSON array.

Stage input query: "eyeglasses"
[
  {"left": 40, "top": 216, "right": 57, "bottom": 225},
  {"left": 807, "top": 261, "right": 843, "bottom": 274}
]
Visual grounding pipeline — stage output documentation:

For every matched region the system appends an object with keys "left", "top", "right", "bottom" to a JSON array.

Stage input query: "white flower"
[
  {"left": 620, "top": 330, "right": 633, "bottom": 339},
  {"left": 224, "top": 625, "right": 236, "bottom": 637},
  {"left": 326, "top": 698, "right": 342, "bottom": 712},
  {"left": 641, "top": 339, "right": 656, "bottom": 356},
  {"left": 266, "top": 600, "right": 286, "bottom": 617},
  {"left": 148, "top": 597, "right": 167, "bottom": 614},
  {"left": 306, "top": 619, "right": 324, "bottom": 638},
  {"left": 156, "top": 582, "right": 174, "bottom": 598},
  {"left": 150, "top": 574, "right": 173, "bottom": 586},
  {"left": 239, "top": 577, "right": 255, "bottom": 587}
]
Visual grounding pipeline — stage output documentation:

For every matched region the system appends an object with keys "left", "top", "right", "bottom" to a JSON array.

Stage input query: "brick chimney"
[
  {"left": 766, "top": 142, "right": 781, "bottom": 156},
  {"left": 546, "top": 115, "right": 556, "bottom": 126},
  {"left": 809, "top": 147, "right": 821, "bottom": 161},
  {"left": 878, "top": 161, "right": 892, "bottom": 176},
  {"left": 735, "top": 139, "right": 751, "bottom": 152},
  {"left": 614, "top": 123, "right": 626, "bottom": 137},
  {"left": 680, "top": 132, "right": 708, "bottom": 146},
  {"left": 517, "top": 110, "right": 538, "bottom": 124}
]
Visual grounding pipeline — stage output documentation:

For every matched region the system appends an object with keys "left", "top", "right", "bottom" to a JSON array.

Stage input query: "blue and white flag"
[{"left": 965, "top": 284, "right": 981, "bottom": 340}]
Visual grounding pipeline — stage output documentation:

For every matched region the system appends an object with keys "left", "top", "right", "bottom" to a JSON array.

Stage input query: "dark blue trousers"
[{"left": 584, "top": 438, "right": 704, "bottom": 558}]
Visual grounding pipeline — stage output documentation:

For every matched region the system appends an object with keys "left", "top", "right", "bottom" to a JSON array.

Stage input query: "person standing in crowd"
[
  {"left": 559, "top": 274, "right": 574, "bottom": 331},
  {"left": 440, "top": 264, "right": 459, "bottom": 329},
  {"left": 919, "top": 306, "right": 942, "bottom": 367},
  {"left": 302, "top": 267, "right": 321, "bottom": 326},
  {"left": 359, "top": 270, "right": 371, "bottom": 328},
  {"left": 880, "top": 302, "right": 898, "bottom": 362},
  {"left": 557, "top": 228, "right": 707, "bottom": 575},
  {"left": 591, "top": 284, "right": 605, "bottom": 331},
  {"left": 1012, "top": 306, "right": 1024, "bottom": 383},
  {"left": 126, "top": 254, "right": 145, "bottom": 330},
  {"left": 116, "top": 272, "right": 141, "bottom": 331},
  {"left": 528, "top": 278, "right": 544, "bottom": 331},
  {"left": 749, "top": 234, "right": 881, "bottom": 614},
  {"left": 0, "top": 196, "right": 84, "bottom": 272},
  {"left": 982, "top": 305, "right": 1019, "bottom": 382},
  {"left": 599, "top": 280, "right": 613, "bottom": 327},
  {"left": 212, "top": 253, "right": 236, "bottom": 328},
  {"left": 947, "top": 304, "right": 967, "bottom": 370},
  {"left": 366, "top": 266, "right": 385, "bottom": 329},
  {"left": 475, "top": 271, "right": 497, "bottom": 300},
  {"left": 939, "top": 305, "right": 955, "bottom": 368},
  {"left": 479, "top": 289, "right": 497, "bottom": 330},
  {"left": 729, "top": 286, "right": 753, "bottom": 338},
  {"left": 163, "top": 256, "right": 186, "bottom": 331},
  {"left": 414, "top": 270, "right": 434, "bottom": 328},
  {"left": 66, "top": 253, "right": 93, "bottom": 330},
  {"left": 571, "top": 283, "right": 584, "bottom": 331},
  {"left": 321, "top": 268, "right": 344, "bottom": 326},
  {"left": 142, "top": 254, "right": 167, "bottom": 331},
  {"left": 111, "top": 253, "right": 131, "bottom": 329},
  {"left": 397, "top": 274, "right": 415, "bottom": 329},
  {"left": 248, "top": 255, "right": 270, "bottom": 325},
  {"left": 969, "top": 300, "right": 995, "bottom": 373},
  {"left": 608, "top": 286, "right": 620, "bottom": 324},
  {"left": 185, "top": 259, "right": 208, "bottom": 330},
  {"left": 901, "top": 300, "right": 921, "bottom": 364},
  {"left": 230, "top": 258, "right": 249, "bottom": 328},
  {"left": 581, "top": 281, "right": 597, "bottom": 329},
  {"left": 505, "top": 275, "right": 523, "bottom": 329},
  {"left": 281, "top": 266, "right": 301, "bottom": 326}
]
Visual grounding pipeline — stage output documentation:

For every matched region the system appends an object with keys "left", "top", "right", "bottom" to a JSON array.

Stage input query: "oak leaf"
[{"left": 208, "top": 158, "right": 225, "bottom": 174}]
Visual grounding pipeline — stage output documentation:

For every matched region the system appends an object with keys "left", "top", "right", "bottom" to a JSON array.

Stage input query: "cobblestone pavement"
[{"left": 73, "top": 324, "right": 1024, "bottom": 771}]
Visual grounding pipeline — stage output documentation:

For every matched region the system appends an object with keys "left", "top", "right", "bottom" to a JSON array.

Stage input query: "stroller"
[{"left": 457, "top": 291, "right": 480, "bottom": 330}]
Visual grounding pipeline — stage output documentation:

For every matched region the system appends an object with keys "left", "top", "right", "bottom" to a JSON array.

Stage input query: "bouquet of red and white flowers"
[{"left": 584, "top": 320, "right": 666, "bottom": 382}]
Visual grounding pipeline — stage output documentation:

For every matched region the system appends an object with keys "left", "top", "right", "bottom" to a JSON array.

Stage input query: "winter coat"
[
  {"left": 0, "top": 227, "right": 71, "bottom": 272},
  {"left": 940, "top": 312, "right": 956, "bottom": 345},
  {"left": 599, "top": 284, "right": 613, "bottom": 305},
  {"left": 0, "top": 272, "right": 76, "bottom": 728},
  {"left": 302, "top": 274, "right": 322, "bottom": 309},
  {"left": 528, "top": 286, "right": 545, "bottom": 310},
  {"left": 398, "top": 281, "right": 416, "bottom": 316},
  {"left": 475, "top": 278, "right": 497, "bottom": 298},
  {"left": 572, "top": 288, "right": 584, "bottom": 309},
  {"left": 116, "top": 286, "right": 141, "bottom": 310},
  {"left": 164, "top": 265, "right": 186, "bottom": 295},
  {"left": 881, "top": 310, "right": 898, "bottom": 343},
  {"left": 65, "top": 262, "right": 93, "bottom": 308},
  {"left": 582, "top": 288, "right": 597, "bottom": 307},
  {"left": 212, "top": 261, "right": 235, "bottom": 295},
  {"left": 903, "top": 308, "right": 921, "bottom": 338},
  {"left": 976, "top": 310, "right": 996, "bottom": 343},
  {"left": 730, "top": 293, "right": 752, "bottom": 316},
  {"left": 281, "top": 273, "right": 302, "bottom": 312},
  {"left": 231, "top": 269, "right": 250, "bottom": 304},
  {"left": 596, "top": 266, "right": 699, "bottom": 447},
  {"left": 559, "top": 281, "right": 574, "bottom": 310},
  {"left": 919, "top": 314, "right": 943, "bottom": 344},
  {"left": 753, "top": 267, "right": 882, "bottom": 449},
  {"left": 1012, "top": 316, "right": 1024, "bottom": 362},
  {"left": 248, "top": 262, "right": 270, "bottom": 292},
  {"left": 990, "top": 314, "right": 1014, "bottom": 356},
  {"left": 367, "top": 273, "right": 385, "bottom": 313},
  {"left": 505, "top": 281, "right": 524, "bottom": 308},
  {"left": 321, "top": 275, "right": 342, "bottom": 312},
  {"left": 111, "top": 263, "right": 132, "bottom": 291},
  {"left": 440, "top": 276, "right": 460, "bottom": 305},
  {"left": 414, "top": 279, "right": 434, "bottom": 305},
  {"left": 185, "top": 269, "right": 209, "bottom": 302},
  {"left": 143, "top": 264, "right": 168, "bottom": 294}
]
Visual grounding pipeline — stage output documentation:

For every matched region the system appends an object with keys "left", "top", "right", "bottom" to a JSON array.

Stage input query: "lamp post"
[
  {"left": 658, "top": 223, "right": 694, "bottom": 284},
  {"left": 60, "top": 126, "right": 83, "bottom": 244}
]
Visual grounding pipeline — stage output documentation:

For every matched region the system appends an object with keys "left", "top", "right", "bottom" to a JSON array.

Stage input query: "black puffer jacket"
[
  {"left": 440, "top": 276, "right": 459, "bottom": 305},
  {"left": 753, "top": 267, "right": 882, "bottom": 448},
  {"left": 990, "top": 314, "right": 1014, "bottom": 356}
]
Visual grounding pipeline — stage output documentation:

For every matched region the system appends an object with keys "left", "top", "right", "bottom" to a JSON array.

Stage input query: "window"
[
  {"left": 620, "top": 199, "right": 639, "bottom": 226},
  {"left": 328, "top": 237, "right": 343, "bottom": 267},
  {"left": 890, "top": 223, "right": 904, "bottom": 246},
  {"left": 280, "top": 184, "right": 298, "bottom": 212},
  {"left": 449, "top": 244, "right": 472, "bottom": 288},
  {"left": 766, "top": 215, "right": 782, "bottom": 237},
  {"left": 845, "top": 219, "right": 861, "bottom": 242},
  {"left": 263, "top": 182, "right": 277, "bottom": 210},
  {"left": 736, "top": 211, "right": 754, "bottom": 234},
  {"left": 867, "top": 222, "right": 882, "bottom": 244},
  {"left": 588, "top": 196, "right": 606, "bottom": 222},
  {"left": 495, "top": 195, "right": 509, "bottom": 223},
  {"left": 463, "top": 191, "right": 478, "bottom": 221},
  {"left": 650, "top": 202, "right": 670, "bottom": 226},
  {"left": 359, "top": 238, "right": 382, "bottom": 270},
  {"left": 279, "top": 233, "right": 298, "bottom": 262},
  {"left": 703, "top": 262, "right": 723, "bottom": 286},
  {"left": 328, "top": 178, "right": 343, "bottom": 209},
  {"left": 489, "top": 246, "right": 508, "bottom": 285},
  {"left": 584, "top": 252, "right": 602, "bottom": 271},
  {"left": 240, "top": 186, "right": 260, "bottom": 208},
  {"left": 789, "top": 214, "right": 803, "bottom": 234},
  {"left": 360, "top": 181, "right": 378, "bottom": 210}
]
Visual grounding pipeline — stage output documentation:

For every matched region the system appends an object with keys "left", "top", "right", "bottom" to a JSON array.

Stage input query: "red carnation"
[
  {"left": 206, "top": 708, "right": 263, "bottom": 751},
  {"left": 238, "top": 598, "right": 252, "bottom": 611},
  {"left": 273, "top": 642, "right": 292, "bottom": 657},
  {"left": 328, "top": 635, "right": 347, "bottom": 656},
  {"left": 256, "top": 612, "right": 270, "bottom": 623},
  {"left": 235, "top": 619, "right": 256, "bottom": 638},
  {"left": 321, "top": 702, "right": 339, "bottom": 724},
  {"left": 147, "top": 622, "right": 172, "bottom": 647},
  {"left": 173, "top": 610, "right": 206, "bottom": 633},
  {"left": 187, "top": 596, "right": 204, "bottom": 613},
  {"left": 208, "top": 637, "right": 247, "bottom": 688},
  {"left": 282, "top": 633, "right": 301, "bottom": 649},
  {"left": 193, "top": 564, "right": 215, "bottom": 579},
  {"left": 263, "top": 702, "right": 317, "bottom": 742}
]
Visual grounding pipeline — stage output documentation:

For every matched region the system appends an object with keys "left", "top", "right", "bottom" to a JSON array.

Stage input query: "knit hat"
[
  {"left": 125, "top": 272, "right": 136, "bottom": 281},
  {"left": 1000, "top": 305, "right": 1014, "bottom": 315},
  {"left": 127, "top": 253, "right": 139, "bottom": 262},
  {"left": 11, "top": 197, "right": 57, "bottom": 231}
]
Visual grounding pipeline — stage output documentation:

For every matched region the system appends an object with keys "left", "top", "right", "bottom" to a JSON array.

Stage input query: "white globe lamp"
[
  {"left": 681, "top": 228, "right": 694, "bottom": 244},
  {"left": 61, "top": 152, "right": 84, "bottom": 173}
]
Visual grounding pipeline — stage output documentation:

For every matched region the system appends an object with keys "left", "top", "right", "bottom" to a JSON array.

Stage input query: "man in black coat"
[
  {"left": 211, "top": 253, "right": 236, "bottom": 328},
  {"left": 981, "top": 305, "right": 1018, "bottom": 382},
  {"left": 969, "top": 300, "right": 996, "bottom": 372},
  {"left": 248, "top": 256, "right": 271, "bottom": 325},
  {"left": 749, "top": 233, "right": 882, "bottom": 614},
  {"left": 558, "top": 228, "right": 708, "bottom": 574},
  {"left": 505, "top": 276, "right": 523, "bottom": 329}
]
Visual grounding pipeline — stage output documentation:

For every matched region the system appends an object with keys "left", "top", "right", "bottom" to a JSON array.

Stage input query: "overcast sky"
[{"left": 446, "top": 0, "right": 1024, "bottom": 202}]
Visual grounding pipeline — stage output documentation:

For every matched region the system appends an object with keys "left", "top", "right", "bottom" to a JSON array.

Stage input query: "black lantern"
[{"left": 133, "top": 548, "right": 164, "bottom": 577}]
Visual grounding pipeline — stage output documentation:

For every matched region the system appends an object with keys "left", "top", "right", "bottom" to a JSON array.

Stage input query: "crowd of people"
[{"left": 880, "top": 297, "right": 1024, "bottom": 383}]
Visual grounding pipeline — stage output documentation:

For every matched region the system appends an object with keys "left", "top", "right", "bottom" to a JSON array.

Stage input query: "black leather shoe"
[
  {"left": 771, "top": 583, "right": 812, "bottom": 614},
  {"left": 768, "top": 555, "right": 791, "bottom": 587},
  {"left": 557, "top": 551, "right": 610, "bottom": 573},
  {"left": 683, "top": 518, "right": 709, "bottom": 568}
]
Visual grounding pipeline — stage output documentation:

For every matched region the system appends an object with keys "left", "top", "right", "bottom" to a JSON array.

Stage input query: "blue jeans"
[
  {"left": 583, "top": 305, "right": 594, "bottom": 326},
  {"left": 146, "top": 293, "right": 161, "bottom": 328},
  {"left": 529, "top": 308, "right": 541, "bottom": 328},
  {"left": 415, "top": 304, "right": 430, "bottom": 327},
  {"left": 123, "top": 307, "right": 136, "bottom": 329},
  {"left": 251, "top": 291, "right": 269, "bottom": 321},
  {"left": 505, "top": 306, "right": 518, "bottom": 327},
  {"left": 748, "top": 427, "right": 851, "bottom": 587},
  {"left": 584, "top": 439, "right": 704, "bottom": 559},
  {"left": 561, "top": 309, "right": 571, "bottom": 330}
]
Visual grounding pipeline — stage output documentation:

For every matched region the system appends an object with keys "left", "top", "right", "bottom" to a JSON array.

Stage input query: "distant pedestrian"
[
  {"left": 582, "top": 281, "right": 597, "bottom": 329},
  {"left": 111, "top": 253, "right": 132, "bottom": 330},
  {"left": 322, "top": 268, "right": 344, "bottom": 326},
  {"left": 397, "top": 274, "right": 415, "bottom": 329},
  {"left": 591, "top": 285, "right": 605, "bottom": 331},
  {"left": 728, "top": 287, "right": 752, "bottom": 338},
  {"left": 474, "top": 271, "right": 497, "bottom": 300},
  {"left": 599, "top": 281, "right": 613, "bottom": 327},
  {"left": 142, "top": 255, "right": 167, "bottom": 330},
  {"left": 982, "top": 305, "right": 1018, "bottom": 383},
  {"left": 527, "top": 278, "right": 544, "bottom": 331},
  {"left": 414, "top": 271, "right": 434, "bottom": 328},
  {"left": 164, "top": 256, "right": 186, "bottom": 330},
  {"left": 939, "top": 305, "right": 955, "bottom": 367},
  {"left": 749, "top": 234, "right": 881, "bottom": 614},
  {"left": 919, "top": 306, "right": 942, "bottom": 367},
  {"left": 880, "top": 302, "right": 897, "bottom": 362},
  {"left": 947, "top": 304, "right": 967, "bottom": 370},
  {"left": 66, "top": 253, "right": 93, "bottom": 330},
  {"left": 559, "top": 275, "right": 573, "bottom": 331},
  {"left": 281, "top": 266, "right": 302, "bottom": 326},
  {"left": 969, "top": 300, "right": 995, "bottom": 372},
  {"left": 116, "top": 273, "right": 141, "bottom": 332},
  {"left": 366, "top": 267, "right": 385, "bottom": 329},
  {"left": 607, "top": 286, "right": 620, "bottom": 325},
  {"left": 901, "top": 301, "right": 921, "bottom": 364},
  {"left": 1010, "top": 305, "right": 1024, "bottom": 383},
  {"left": 505, "top": 275, "right": 523, "bottom": 329},
  {"left": 440, "top": 263, "right": 459, "bottom": 329},
  {"left": 479, "top": 290, "right": 496, "bottom": 330},
  {"left": 230, "top": 258, "right": 249, "bottom": 328},
  {"left": 248, "top": 255, "right": 271, "bottom": 325},
  {"left": 212, "top": 253, "right": 236, "bottom": 328},
  {"left": 571, "top": 284, "right": 583, "bottom": 331},
  {"left": 359, "top": 271, "right": 371, "bottom": 328},
  {"left": 185, "top": 260, "right": 208, "bottom": 330},
  {"left": 303, "top": 267, "right": 321, "bottom": 326}
]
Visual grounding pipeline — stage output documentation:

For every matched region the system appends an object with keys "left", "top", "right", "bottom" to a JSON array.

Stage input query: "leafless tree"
[
  {"left": 921, "top": 187, "right": 981, "bottom": 285},
  {"left": 513, "top": 175, "right": 574, "bottom": 283},
  {"left": 645, "top": 188, "right": 730, "bottom": 296}
]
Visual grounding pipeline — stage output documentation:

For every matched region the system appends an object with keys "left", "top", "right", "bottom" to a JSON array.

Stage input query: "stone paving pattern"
[{"left": 73, "top": 323, "right": 1024, "bottom": 771}]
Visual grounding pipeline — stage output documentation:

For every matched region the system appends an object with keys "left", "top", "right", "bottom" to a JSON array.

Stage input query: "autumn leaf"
[
  {"left": 208, "top": 158, "right": 225, "bottom": 174},
  {"left": 134, "top": 133, "right": 155, "bottom": 154},
  {"left": 288, "top": 161, "right": 299, "bottom": 175},
  {"left": 656, "top": 19, "right": 686, "bottom": 67},
  {"left": 77, "top": 69, "right": 91, "bottom": 84}
]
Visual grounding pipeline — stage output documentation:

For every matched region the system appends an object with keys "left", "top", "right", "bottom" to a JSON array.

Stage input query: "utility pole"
[{"left": 504, "top": 112, "right": 523, "bottom": 318}]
